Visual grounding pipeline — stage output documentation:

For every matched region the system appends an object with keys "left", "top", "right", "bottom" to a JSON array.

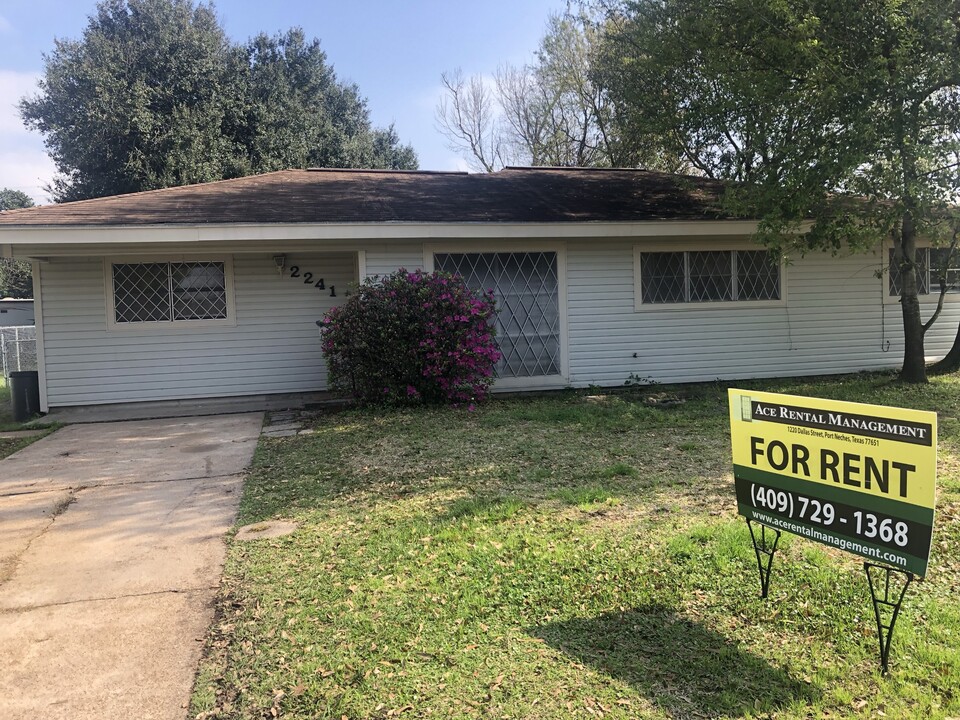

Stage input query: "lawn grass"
[
  {"left": 0, "top": 375, "right": 57, "bottom": 458},
  {"left": 191, "top": 372, "right": 960, "bottom": 720}
]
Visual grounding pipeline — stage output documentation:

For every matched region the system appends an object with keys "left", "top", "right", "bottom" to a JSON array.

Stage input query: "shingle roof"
[{"left": 0, "top": 166, "right": 738, "bottom": 227}]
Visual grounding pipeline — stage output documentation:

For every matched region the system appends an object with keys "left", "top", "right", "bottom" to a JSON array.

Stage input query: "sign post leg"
[
  {"left": 864, "top": 562, "right": 913, "bottom": 674},
  {"left": 747, "top": 519, "right": 780, "bottom": 599}
]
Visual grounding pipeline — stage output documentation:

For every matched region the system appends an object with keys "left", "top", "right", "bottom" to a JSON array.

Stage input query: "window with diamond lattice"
[
  {"left": 888, "top": 248, "right": 960, "bottom": 297},
  {"left": 435, "top": 252, "right": 560, "bottom": 378},
  {"left": 639, "top": 249, "right": 780, "bottom": 304},
  {"left": 112, "top": 261, "right": 228, "bottom": 323}
]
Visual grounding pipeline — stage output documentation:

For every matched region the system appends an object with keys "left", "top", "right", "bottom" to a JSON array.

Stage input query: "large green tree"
[
  {"left": 236, "top": 29, "right": 416, "bottom": 173},
  {"left": 598, "top": 0, "right": 960, "bottom": 383},
  {"left": 0, "top": 189, "right": 35, "bottom": 298},
  {"left": 21, "top": 0, "right": 241, "bottom": 201},
  {"left": 20, "top": 0, "right": 417, "bottom": 203}
]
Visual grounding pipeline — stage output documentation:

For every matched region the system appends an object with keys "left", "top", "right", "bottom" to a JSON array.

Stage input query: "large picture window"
[
  {"left": 638, "top": 249, "right": 780, "bottom": 305},
  {"left": 889, "top": 248, "right": 960, "bottom": 297},
  {"left": 111, "top": 260, "right": 229, "bottom": 324},
  {"left": 434, "top": 251, "right": 560, "bottom": 379}
]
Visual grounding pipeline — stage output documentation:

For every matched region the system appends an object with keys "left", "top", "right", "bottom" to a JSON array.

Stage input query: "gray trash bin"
[{"left": 9, "top": 370, "right": 40, "bottom": 422}]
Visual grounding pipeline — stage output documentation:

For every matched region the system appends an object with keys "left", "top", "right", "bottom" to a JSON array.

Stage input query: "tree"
[
  {"left": 21, "top": 0, "right": 242, "bottom": 201},
  {"left": 0, "top": 189, "right": 35, "bottom": 298},
  {"left": 436, "top": 69, "right": 511, "bottom": 172},
  {"left": 235, "top": 29, "right": 417, "bottom": 173},
  {"left": 20, "top": 0, "right": 417, "bottom": 202},
  {"left": 436, "top": 12, "right": 637, "bottom": 171},
  {"left": 597, "top": 0, "right": 960, "bottom": 383}
]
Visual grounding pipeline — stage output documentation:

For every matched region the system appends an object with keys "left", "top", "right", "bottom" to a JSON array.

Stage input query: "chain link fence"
[{"left": 1, "top": 326, "right": 37, "bottom": 380}]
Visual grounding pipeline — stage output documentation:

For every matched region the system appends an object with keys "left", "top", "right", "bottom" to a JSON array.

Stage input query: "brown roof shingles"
[{"left": 0, "top": 167, "right": 738, "bottom": 227}]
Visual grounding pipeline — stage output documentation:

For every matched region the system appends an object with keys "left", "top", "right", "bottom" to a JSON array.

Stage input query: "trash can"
[{"left": 9, "top": 370, "right": 40, "bottom": 422}]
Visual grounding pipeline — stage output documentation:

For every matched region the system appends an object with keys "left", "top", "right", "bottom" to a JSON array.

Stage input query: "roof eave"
[{"left": 0, "top": 219, "right": 765, "bottom": 245}]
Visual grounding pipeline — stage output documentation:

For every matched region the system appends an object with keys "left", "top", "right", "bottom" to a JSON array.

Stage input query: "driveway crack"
[
  {"left": 0, "top": 486, "right": 83, "bottom": 588},
  {"left": 0, "top": 585, "right": 218, "bottom": 614}
]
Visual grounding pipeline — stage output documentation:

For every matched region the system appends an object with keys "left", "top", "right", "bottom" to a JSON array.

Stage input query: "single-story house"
[
  {"left": 0, "top": 167, "right": 955, "bottom": 415},
  {"left": 0, "top": 298, "right": 35, "bottom": 327}
]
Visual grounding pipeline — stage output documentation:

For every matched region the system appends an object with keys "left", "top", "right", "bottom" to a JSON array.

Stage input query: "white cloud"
[
  {"left": 0, "top": 70, "right": 41, "bottom": 134},
  {"left": 0, "top": 69, "right": 53, "bottom": 203},
  {"left": 0, "top": 148, "right": 55, "bottom": 204}
]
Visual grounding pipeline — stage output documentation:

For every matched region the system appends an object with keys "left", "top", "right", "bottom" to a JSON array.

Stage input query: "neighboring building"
[
  {"left": 0, "top": 298, "right": 34, "bottom": 327},
  {"left": 0, "top": 167, "right": 955, "bottom": 415}
]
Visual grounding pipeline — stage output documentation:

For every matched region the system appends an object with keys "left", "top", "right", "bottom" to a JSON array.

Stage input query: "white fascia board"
[{"left": 0, "top": 219, "right": 767, "bottom": 246}]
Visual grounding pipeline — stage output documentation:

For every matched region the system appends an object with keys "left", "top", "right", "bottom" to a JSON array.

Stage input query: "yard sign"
[{"left": 728, "top": 389, "right": 937, "bottom": 577}]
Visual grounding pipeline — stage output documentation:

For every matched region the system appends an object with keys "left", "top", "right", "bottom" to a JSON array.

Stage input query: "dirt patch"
[{"left": 234, "top": 520, "right": 299, "bottom": 541}]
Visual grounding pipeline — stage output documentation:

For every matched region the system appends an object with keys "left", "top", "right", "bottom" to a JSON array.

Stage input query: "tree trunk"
[
  {"left": 926, "top": 229, "right": 960, "bottom": 374},
  {"left": 898, "top": 211, "right": 928, "bottom": 383},
  {"left": 929, "top": 323, "right": 960, "bottom": 373},
  {"left": 901, "top": 292, "right": 928, "bottom": 382}
]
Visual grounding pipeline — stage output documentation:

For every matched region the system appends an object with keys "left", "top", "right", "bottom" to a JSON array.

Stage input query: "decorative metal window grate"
[
  {"left": 113, "top": 261, "right": 227, "bottom": 323},
  {"left": 689, "top": 251, "right": 732, "bottom": 302},
  {"left": 640, "top": 252, "right": 685, "bottom": 303},
  {"left": 737, "top": 250, "right": 781, "bottom": 300},
  {"left": 640, "top": 250, "right": 779, "bottom": 304},
  {"left": 435, "top": 252, "right": 560, "bottom": 378},
  {"left": 889, "top": 248, "right": 960, "bottom": 296}
]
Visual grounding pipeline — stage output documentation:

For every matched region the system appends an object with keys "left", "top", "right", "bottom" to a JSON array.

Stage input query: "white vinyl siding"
[
  {"left": 567, "top": 241, "right": 960, "bottom": 387},
  {"left": 364, "top": 243, "right": 424, "bottom": 279},
  {"left": 38, "top": 252, "right": 356, "bottom": 406},
  {"left": 28, "top": 235, "right": 960, "bottom": 409}
]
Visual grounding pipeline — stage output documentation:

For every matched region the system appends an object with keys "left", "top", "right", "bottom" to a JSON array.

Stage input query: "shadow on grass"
[{"left": 529, "top": 604, "right": 817, "bottom": 719}]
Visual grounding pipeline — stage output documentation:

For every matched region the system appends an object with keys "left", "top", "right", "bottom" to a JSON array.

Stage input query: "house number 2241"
[{"left": 288, "top": 265, "right": 334, "bottom": 295}]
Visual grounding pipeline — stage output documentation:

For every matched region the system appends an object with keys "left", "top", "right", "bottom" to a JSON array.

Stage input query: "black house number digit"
[{"left": 284, "top": 263, "right": 329, "bottom": 293}]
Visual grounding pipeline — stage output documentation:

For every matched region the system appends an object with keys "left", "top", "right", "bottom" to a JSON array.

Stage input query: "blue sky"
[{"left": 0, "top": 0, "right": 567, "bottom": 203}]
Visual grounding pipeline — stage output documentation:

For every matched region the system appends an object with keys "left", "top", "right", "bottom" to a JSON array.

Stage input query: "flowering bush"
[{"left": 320, "top": 269, "right": 501, "bottom": 406}]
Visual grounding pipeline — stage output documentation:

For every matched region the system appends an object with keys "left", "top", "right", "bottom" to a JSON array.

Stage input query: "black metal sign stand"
[
  {"left": 747, "top": 519, "right": 781, "bottom": 599},
  {"left": 864, "top": 562, "right": 914, "bottom": 674}
]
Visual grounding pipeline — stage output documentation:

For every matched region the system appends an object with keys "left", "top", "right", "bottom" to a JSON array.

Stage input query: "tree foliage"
[
  {"left": 436, "top": 13, "right": 637, "bottom": 171},
  {"left": 20, "top": 0, "right": 417, "bottom": 202},
  {"left": 0, "top": 190, "right": 34, "bottom": 212},
  {"left": 0, "top": 189, "right": 35, "bottom": 298},
  {"left": 236, "top": 29, "right": 416, "bottom": 173},
  {"left": 320, "top": 270, "right": 501, "bottom": 406},
  {"left": 597, "top": 0, "right": 960, "bottom": 382}
]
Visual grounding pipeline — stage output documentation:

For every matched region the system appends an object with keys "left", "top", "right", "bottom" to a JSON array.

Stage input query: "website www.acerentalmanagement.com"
[{"left": 752, "top": 512, "right": 909, "bottom": 568}]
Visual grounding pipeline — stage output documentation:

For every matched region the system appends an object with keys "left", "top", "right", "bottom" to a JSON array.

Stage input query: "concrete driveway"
[{"left": 0, "top": 413, "right": 263, "bottom": 720}]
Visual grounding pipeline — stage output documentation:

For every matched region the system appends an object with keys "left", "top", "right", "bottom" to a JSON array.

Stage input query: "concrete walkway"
[{"left": 0, "top": 413, "right": 263, "bottom": 720}]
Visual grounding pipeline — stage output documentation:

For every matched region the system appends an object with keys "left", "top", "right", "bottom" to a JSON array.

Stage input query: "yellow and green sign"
[{"left": 729, "top": 389, "right": 937, "bottom": 576}]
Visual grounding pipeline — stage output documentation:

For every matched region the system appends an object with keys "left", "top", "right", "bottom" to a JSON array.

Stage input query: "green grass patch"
[
  {"left": 0, "top": 375, "right": 11, "bottom": 426},
  {"left": 551, "top": 486, "right": 622, "bottom": 511},
  {"left": 0, "top": 376, "right": 58, "bottom": 458},
  {"left": 192, "top": 371, "right": 960, "bottom": 720}
]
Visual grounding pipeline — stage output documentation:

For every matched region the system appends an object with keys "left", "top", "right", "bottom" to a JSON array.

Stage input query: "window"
[
  {"left": 434, "top": 252, "right": 561, "bottom": 378},
  {"left": 889, "top": 248, "right": 960, "bottom": 297},
  {"left": 638, "top": 249, "right": 780, "bottom": 305},
  {"left": 111, "top": 260, "right": 229, "bottom": 324}
]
